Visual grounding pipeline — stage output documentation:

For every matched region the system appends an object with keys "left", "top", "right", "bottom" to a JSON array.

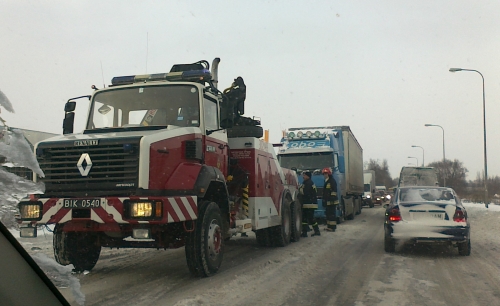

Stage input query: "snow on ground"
[{"left": 10, "top": 202, "right": 500, "bottom": 306}]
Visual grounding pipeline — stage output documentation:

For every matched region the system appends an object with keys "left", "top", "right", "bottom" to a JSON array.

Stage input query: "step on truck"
[
  {"left": 277, "top": 126, "right": 364, "bottom": 223},
  {"left": 17, "top": 58, "right": 301, "bottom": 277}
]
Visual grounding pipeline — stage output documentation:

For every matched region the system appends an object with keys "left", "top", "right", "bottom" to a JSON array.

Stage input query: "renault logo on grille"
[{"left": 77, "top": 153, "right": 93, "bottom": 176}]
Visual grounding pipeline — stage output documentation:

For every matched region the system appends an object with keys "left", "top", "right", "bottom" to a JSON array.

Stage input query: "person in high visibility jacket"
[
  {"left": 322, "top": 167, "right": 339, "bottom": 231},
  {"left": 298, "top": 171, "right": 320, "bottom": 237}
]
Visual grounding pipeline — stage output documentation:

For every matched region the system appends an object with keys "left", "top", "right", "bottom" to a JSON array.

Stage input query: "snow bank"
[{"left": 0, "top": 89, "right": 85, "bottom": 305}]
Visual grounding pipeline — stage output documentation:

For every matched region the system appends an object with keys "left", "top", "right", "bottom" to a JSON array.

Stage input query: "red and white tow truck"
[{"left": 17, "top": 58, "right": 301, "bottom": 277}]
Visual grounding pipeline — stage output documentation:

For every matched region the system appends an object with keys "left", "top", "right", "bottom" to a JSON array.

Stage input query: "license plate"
[
  {"left": 412, "top": 212, "right": 444, "bottom": 220},
  {"left": 62, "top": 199, "right": 101, "bottom": 209}
]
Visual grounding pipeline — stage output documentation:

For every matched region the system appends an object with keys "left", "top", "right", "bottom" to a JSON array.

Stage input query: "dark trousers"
[
  {"left": 302, "top": 208, "right": 319, "bottom": 234},
  {"left": 326, "top": 204, "right": 338, "bottom": 229}
]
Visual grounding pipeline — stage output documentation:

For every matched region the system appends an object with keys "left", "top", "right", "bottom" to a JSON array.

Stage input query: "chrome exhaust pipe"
[{"left": 211, "top": 58, "right": 220, "bottom": 88}]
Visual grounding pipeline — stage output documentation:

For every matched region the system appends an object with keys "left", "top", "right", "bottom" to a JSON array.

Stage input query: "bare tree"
[
  {"left": 427, "top": 159, "right": 467, "bottom": 195},
  {"left": 366, "top": 159, "right": 393, "bottom": 188}
]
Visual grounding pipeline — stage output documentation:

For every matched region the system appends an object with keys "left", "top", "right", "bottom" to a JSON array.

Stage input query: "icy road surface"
[{"left": 16, "top": 203, "right": 500, "bottom": 306}]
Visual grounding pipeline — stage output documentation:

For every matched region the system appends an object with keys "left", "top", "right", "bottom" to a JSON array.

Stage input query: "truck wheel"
[
  {"left": 355, "top": 198, "right": 362, "bottom": 215},
  {"left": 369, "top": 201, "right": 374, "bottom": 208},
  {"left": 53, "top": 225, "right": 101, "bottom": 272},
  {"left": 337, "top": 205, "right": 343, "bottom": 225},
  {"left": 185, "top": 201, "right": 224, "bottom": 277},
  {"left": 256, "top": 228, "right": 271, "bottom": 247},
  {"left": 53, "top": 225, "right": 71, "bottom": 266},
  {"left": 290, "top": 201, "right": 302, "bottom": 242},
  {"left": 271, "top": 198, "right": 292, "bottom": 247},
  {"left": 226, "top": 125, "right": 264, "bottom": 138}
]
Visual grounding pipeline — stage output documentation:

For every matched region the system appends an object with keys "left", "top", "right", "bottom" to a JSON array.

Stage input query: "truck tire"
[
  {"left": 227, "top": 125, "right": 264, "bottom": 138},
  {"left": 290, "top": 201, "right": 302, "bottom": 242},
  {"left": 345, "top": 197, "right": 355, "bottom": 220},
  {"left": 256, "top": 228, "right": 271, "bottom": 247},
  {"left": 355, "top": 198, "right": 362, "bottom": 215},
  {"left": 271, "top": 198, "right": 292, "bottom": 247},
  {"left": 185, "top": 201, "right": 224, "bottom": 277},
  {"left": 53, "top": 225, "right": 101, "bottom": 272},
  {"left": 337, "top": 204, "right": 344, "bottom": 225}
]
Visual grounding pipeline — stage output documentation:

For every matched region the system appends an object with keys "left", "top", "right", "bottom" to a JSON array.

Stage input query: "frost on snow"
[
  {"left": 0, "top": 88, "right": 14, "bottom": 113},
  {"left": 31, "top": 253, "right": 86, "bottom": 306},
  {"left": 0, "top": 127, "right": 45, "bottom": 226}
]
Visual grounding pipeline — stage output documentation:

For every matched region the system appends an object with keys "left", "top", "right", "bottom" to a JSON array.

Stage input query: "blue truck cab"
[{"left": 277, "top": 126, "right": 363, "bottom": 221}]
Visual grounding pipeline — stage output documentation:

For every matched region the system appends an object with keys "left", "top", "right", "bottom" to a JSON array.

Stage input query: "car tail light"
[
  {"left": 453, "top": 208, "right": 466, "bottom": 222},
  {"left": 388, "top": 207, "right": 402, "bottom": 222}
]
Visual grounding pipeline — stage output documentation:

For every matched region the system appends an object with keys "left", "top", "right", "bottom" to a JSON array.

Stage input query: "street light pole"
[
  {"left": 408, "top": 156, "right": 418, "bottom": 167},
  {"left": 424, "top": 124, "right": 446, "bottom": 186},
  {"left": 411, "top": 145, "right": 424, "bottom": 166},
  {"left": 449, "top": 68, "right": 488, "bottom": 208}
]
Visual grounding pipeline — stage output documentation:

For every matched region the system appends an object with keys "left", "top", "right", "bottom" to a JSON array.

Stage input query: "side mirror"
[
  {"left": 64, "top": 101, "right": 76, "bottom": 112},
  {"left": 63, "top": 112, "right": 75, "bottom": 135}
]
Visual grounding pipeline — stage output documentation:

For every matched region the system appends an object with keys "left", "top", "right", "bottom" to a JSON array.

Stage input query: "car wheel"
[
  {"left": 384, "top": 234, "right": 396, "bottom": 253},
  {"left": 458, "top": 238, "right": 471, "bottom": 256}
]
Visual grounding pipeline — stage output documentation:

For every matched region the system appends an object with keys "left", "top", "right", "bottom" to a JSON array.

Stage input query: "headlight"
[
  {"left": 386, "top": 195, "right": 392, "bottom": 200},
  {"left": 366, "top": 195, "right": 371, "bottom": 198},
  {"left": 19, "top": 203, "right": 42, "bottom": 220},
  {"left": 127, "top": 200, "right": 163, "bottom": 219},
  {"left": 131, "top": 202, "right": 153, "bottom": 217}
]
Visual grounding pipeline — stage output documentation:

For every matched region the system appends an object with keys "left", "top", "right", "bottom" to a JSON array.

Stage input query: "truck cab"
[{"left": 277, "top": 126, "right": 363, "bottom": 222}]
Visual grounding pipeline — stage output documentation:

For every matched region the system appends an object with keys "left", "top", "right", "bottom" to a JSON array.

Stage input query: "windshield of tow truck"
[
  {"left": 87, "top": 85, "right": 200, "bottom": 129},
  {"left": 278, "top": 152, "right": 334, "bottom": 171}
]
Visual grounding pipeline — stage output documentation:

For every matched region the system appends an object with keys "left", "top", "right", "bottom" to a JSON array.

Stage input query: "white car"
[{"left": 384, "top": 187, "right": 470, "bottom": 255}]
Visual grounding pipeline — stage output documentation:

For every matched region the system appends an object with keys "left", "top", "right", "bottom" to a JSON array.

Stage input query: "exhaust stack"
[{"left": 211, "top": 58, "right": 220, "bottom": 89}]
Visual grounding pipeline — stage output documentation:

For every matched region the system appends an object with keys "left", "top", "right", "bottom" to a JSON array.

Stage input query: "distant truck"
[
  {"left": 363, "top": 170, "right": 376, "bottom": 208},
  {"left": 398, "top": 166, "right": 438, "bottom": 187},
  {"left": 277, "top": 126, "right": 363, "bottom": 222}
]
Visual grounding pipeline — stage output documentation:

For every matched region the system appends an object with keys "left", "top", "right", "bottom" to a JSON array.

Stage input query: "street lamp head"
[
  {"left": 424, "top": 124, "right": 433, "bottom": 127},
  {"left": 411, "top": 145, "right": 417, "bottom": 147},
  {"left": 449, "top": 68, "right": 463, "bottom": 72}
]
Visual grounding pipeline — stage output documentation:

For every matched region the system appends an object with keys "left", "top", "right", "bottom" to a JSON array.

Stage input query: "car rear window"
[{"left": 399, "top": 188, "right": 456, "bottom": 204}]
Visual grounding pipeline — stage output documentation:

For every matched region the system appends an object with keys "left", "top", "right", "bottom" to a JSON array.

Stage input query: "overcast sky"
[{"left": 1, "top": 0, "right": 499, "bottom": 180}]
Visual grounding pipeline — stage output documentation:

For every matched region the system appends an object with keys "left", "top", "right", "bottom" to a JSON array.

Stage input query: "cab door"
[{"left": 203, "top": 97, "right": 228, "bottom": 176}]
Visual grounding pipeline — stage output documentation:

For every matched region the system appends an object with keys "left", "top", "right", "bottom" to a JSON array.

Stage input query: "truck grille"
[{"left": 37, "top": 138, "right": 141, "bottom": 194}]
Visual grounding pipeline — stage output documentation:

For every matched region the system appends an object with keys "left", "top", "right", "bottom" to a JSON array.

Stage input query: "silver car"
[{"left": 384, "top": 187, "right": 470, "bottom": 255}]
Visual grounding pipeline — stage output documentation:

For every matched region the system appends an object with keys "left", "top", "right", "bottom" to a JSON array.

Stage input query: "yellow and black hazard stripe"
[
  {"left": 302, "top": 204, "right": 318, "bottom": 209},
  {"left": 242, "top": 184, "right": 249, "bottom": 218}
]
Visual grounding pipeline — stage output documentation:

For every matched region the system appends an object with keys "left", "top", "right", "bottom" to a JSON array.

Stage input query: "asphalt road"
[{"left": 42, "top": 204, "right": 500, "bottom": 305}]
